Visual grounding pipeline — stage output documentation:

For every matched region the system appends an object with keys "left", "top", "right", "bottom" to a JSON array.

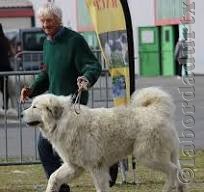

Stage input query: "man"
[
  {"left": 20, "top": 3, "right": 117, "bottom": 192},
  {"left": 175, "top": 28, "right": 188, "bottom": 78}
]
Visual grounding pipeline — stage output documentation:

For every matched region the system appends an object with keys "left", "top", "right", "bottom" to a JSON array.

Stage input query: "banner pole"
[
  {"left": 120, "top": 0, "right": 136, "bottom": 184},
  {"left": 120, "top": 0, "right": 135, "bottom": 95}
]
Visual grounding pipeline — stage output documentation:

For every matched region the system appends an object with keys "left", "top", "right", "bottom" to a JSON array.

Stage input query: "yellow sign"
[
  {"left": 86, "top": 0, "right": 130, "bottom": 106},
  {"left": 86, "top": 0, "right": 126, "bottom": 33}
]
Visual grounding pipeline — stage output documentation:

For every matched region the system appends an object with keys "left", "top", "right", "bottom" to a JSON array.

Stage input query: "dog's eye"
[{"left": 33, "top": 106, "right": 37, "bottom": 108}]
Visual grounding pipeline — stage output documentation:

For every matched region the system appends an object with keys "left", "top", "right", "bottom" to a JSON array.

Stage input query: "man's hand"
[
  {"left": 77, "top": 76, "right": 89, "bottom": 91},
  {"left": 20, "top": 87, "right": 32, "bottom": 103}
]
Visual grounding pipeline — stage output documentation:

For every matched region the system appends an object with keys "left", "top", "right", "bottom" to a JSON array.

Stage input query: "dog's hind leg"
[
  {"left": 142, "top": 158, "right": 178, "bottom": 192},
  {"left": 90, "top": 167, "right": 110, "bottom": 192},
  {"left": 46, "top": 163, "right": 82, "bottom": 192},
  {"left": 170, "top": 151, "right": 187, "bottom": 192}
]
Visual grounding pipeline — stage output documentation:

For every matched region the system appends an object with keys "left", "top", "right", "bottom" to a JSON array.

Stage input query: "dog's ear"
[
  {"left": 46, "top": 105, "right": 63, "bottom": 119},
  {"left": 52, "top": 106, "right": 63, "bottom": 119},
  {"left": 46, "top": 95, "right": 64, "bottom": 119}
]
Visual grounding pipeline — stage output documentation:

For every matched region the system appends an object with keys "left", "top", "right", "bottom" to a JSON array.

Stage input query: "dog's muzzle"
[{"left": 21, "top": 111, "right": 41, "bottom": 127}]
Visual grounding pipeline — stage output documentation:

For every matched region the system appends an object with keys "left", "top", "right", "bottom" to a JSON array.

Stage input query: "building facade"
[
  {"left": 75, "top": 0, "right": 202, "bottom": 75},
  {"left": 0, "top": 0, "right": 34, "bottom": 30}
]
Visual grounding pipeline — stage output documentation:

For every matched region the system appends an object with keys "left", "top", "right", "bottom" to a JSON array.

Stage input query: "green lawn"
[{"left": 0, "top": 151, "right": 204, "bottom": 192}]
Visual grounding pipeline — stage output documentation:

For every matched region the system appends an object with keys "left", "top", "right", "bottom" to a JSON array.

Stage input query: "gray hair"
[{"left": 37, "top": 3, "right": 62, "bottom": 24}]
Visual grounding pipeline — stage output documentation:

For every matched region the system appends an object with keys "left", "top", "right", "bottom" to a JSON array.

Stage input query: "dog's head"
[{"left": 22, "top": 94, "right": 72, "bottom": 135}]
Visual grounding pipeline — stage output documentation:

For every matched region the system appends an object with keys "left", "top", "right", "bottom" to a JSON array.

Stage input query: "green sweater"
[{"left": 30, "top": 27, "right": 102, "bottom": 104}]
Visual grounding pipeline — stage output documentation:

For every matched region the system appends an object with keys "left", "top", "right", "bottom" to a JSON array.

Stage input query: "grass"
[{"left": 0, "top": 151, "right": 204, "bottom": 192}]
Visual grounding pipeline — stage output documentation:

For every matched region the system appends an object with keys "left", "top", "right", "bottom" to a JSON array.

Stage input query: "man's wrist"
[
  {"left": 25, "top": 87, "right": 33, "bottom": 98},
  {"left": 77, "top": 76, "right": 90, "bottom": 90}
]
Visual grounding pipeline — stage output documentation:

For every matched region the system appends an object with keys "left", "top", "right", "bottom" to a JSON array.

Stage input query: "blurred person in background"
[
  {"left": 0, "top": 23, "right": 13, "bottom": 109},
  {"left": 175, "top": 28, "right": 189, "bottom": 79},
  {"left": 20, "top": 3, "right": 118, "bottom": 192}
]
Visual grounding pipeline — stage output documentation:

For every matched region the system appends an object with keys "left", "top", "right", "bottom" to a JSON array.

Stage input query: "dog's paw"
[
  {"left": 45, "top": 188, "right": 58, "bottom": 192},
  {"left": 45, "top": 184, "right": 58, "bottom": 192},
  {"left": 162, "top": 185, "right": 176, "bottom": 192},
  {"left": 177, "top": 183, "right": 188, "bottom": 192}
]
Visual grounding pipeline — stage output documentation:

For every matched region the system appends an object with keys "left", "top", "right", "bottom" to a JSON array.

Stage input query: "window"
[
  {"left": 22, "top": 31, "right": 46, "bottom": 51},
  {"left": 141, "top": 31, "right": 154, "bottom": 44},
  {"left": 165, "top": 30, "right": 170, "bottom": 42}
]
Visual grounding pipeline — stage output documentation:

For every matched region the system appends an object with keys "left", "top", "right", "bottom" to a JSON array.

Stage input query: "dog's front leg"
[{"left": 46, "top": 163, "right": 82, "bottom": 192}]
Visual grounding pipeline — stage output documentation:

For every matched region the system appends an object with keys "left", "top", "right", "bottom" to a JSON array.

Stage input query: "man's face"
[{"left": 39, "top": 15, "right": 60, "bottom": 37}]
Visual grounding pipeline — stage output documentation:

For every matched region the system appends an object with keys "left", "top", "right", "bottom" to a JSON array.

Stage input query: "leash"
[
  {"left": 72, "top": 77, "right": 89, "bottom": 115},
  {"left": 72, "top": 89, "right": 82, "bottom": 115}
]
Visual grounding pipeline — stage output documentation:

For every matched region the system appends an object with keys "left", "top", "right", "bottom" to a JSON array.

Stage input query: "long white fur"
[{"left": 22, "top": 87, "right": 186, "bottom": 192}]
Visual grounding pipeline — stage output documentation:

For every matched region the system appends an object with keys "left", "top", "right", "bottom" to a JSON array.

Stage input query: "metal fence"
[
  {"left": 0, "top": 51, "right": 113, "bottom": 165},
  {"left": 12, "top": 50, "right": 106, "bottom": 71}
]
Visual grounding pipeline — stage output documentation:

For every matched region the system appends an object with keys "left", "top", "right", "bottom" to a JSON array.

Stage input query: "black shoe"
[{"left": 59, "top": 184, "right": 70, "bottom": 192}]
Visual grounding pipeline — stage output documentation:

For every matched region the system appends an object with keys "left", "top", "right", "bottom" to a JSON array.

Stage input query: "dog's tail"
[{"left": 131, "top": 87, "right": 175, "bottom": 116}]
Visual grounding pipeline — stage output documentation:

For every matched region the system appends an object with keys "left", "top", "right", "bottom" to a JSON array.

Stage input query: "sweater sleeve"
[
  {"left": 73, "top": 35, "right": 102, "bottom": 87},
  {"left": 29, "top": 65, "right": 49, "bottom": 97},
  {"left": 29, "top": 40, "right": 49, "bottom": 97}
]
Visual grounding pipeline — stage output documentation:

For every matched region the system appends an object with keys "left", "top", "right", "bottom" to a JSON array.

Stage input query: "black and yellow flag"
[{"left": 86, "top": 0, "right": 135, "bottom": 106}]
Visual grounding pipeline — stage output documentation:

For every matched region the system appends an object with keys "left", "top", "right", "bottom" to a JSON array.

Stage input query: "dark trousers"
[
  {"left": 175, "top": 61, "right": 188, "bottom": 77},
  {"left": 38, "top": 133, "right": 118, "bottom": 190}
]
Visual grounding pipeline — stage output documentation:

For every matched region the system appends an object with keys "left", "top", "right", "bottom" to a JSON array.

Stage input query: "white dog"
[{"left": 22, "top": 87, "right": 185, "bottom": 192}]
